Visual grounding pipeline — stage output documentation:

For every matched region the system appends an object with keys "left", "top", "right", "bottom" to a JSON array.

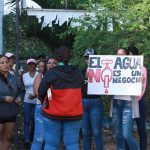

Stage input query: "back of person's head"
[
  {"left": 54, "top": 47, "right": 71, "bottom": 64},
  {"left": 128, "top": 46, "right": 139, "bottom": 55}
]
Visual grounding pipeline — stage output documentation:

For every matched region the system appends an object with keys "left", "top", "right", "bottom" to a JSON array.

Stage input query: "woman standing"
[
  {"left": 0, "top": 55, "right": 25, "bottom": 150},
  {"left": 125, "top": 46, "right": 147, "bottom": 150},
  {"left": 31, "top": 58, "right": 57, "bottom": 150},
  {"left": 22, "top": 58, "right": 38, "bottom": 148},
  {"left": 111, "top": 48, "right": 139, "bottom": 150},
  {"left": 38, "top": 47, "right": 83, "bottom": 150}
]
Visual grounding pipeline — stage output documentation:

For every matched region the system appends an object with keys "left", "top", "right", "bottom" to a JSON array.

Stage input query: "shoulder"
[
  {"left": 42, "top": 69, "right": 55, "bottom": 80},
  {"left": 142, "top": 66, "right": 147, "bottom": 77},
  {"left": 8, "top": 73, "right": 16, "bottom": 80},
  {"left": 143, "top": 66, "right": 147, "bottom": 72},
  {"left": 35, "top": 71, "right": 39, "bottom": 76},
  {"left": 75, "top": 67, "right": 83, "bottom": 75},
  {"left": 35, "top": 73, "right": 42, "bottom": 80},
  {"left": 23, "top": 72, "right": 29, "bottom": 77}
]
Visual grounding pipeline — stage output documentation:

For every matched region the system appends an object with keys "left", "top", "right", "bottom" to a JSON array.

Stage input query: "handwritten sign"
[{"left": 87, "top": 55, "right": 143, "bottom": 95}]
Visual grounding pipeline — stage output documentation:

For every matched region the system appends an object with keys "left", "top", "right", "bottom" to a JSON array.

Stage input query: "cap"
[
  {"left": 83, "top": 48, "right": 95, "bottom": 57},
  {"left": 5, "top": 52, "right": 15, "bottom": 58},
  {"left": 27, "top": 58, "right": 36, "bottom": 64}
]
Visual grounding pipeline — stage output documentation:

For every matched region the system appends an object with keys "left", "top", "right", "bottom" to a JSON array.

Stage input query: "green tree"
[
  {"left": 64, "top": 0, "right": 150, "bottom": 66},
  {"left": 3, "top": 14, "right": 50, "bottom": 58},
  {"left": 34, "top": 0, "right": 100, "bottom": 9},
  {"left": 63, "top": 0, "right": 150, "bottom": 114}
]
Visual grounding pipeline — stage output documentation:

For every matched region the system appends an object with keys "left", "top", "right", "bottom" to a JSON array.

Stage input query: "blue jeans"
[
  {"left": 23, "top": 102, "right": 36, "bottom": 141},
  {"left": 43, "top": 116, "right": 82, "bottom": 150},
  {"left": 31, "top": 105, "right": 45, "bottom": 150},
  {"left": 112, "top": 99, "right": 138, "bottom": 150},
  {"left": 82, "top": 98, "right": 103, "bottom": 150}
]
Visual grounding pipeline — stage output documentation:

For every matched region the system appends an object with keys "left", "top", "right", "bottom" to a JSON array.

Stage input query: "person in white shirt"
[
  {"left": 111, "top": 48, "right": 138, "bottom": 150},
  {"left": 22, "top": 58, "right": 38, "bottom": 149}
]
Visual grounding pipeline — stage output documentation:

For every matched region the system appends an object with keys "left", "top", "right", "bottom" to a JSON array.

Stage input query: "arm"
[
  {"left": 138, "top": 67, "right": 147, "bottom": 100},
  {"left": 38, "top": 70, "right": 54, "bottom": 102},
  {"left": 16, "top": 77, "right": 26, "bottom": 101},
  {"left": 33, "top": 73, "right": 42, "bottom": 98},
  {"left": 0, "top": 96, "right": 14, "bottom": 103}
]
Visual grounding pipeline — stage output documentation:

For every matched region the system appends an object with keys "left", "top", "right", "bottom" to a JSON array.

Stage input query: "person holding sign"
[
  {"left": 82, "top": 48, "right": 104, "bottom": 150},
  {"left": 111, "top": 48, "right": 139, "bottom": 150},
  {"left": 125, "top": 46, "right": 147, "bottom": 150}
]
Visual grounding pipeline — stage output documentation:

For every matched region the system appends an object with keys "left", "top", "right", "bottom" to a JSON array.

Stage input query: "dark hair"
[
  {"left": 128, "top": 46, "right": 139, "bottom": 55},
  {"left": 0, "top": 55, "right": 8, "bottom": 59},
  {"left": 117, "top": 47, "right": 129, "bottom": 55},
  {"left": 46, "top": 56, "right": 55, "bottom": 64},
  {"left": 54, "top": 47, "right": 71, "bottom": 64},
  {"left": 38, "top": 53, "right": 47, "bottom": 59},
  {"left": 38, "top": 60, "right": 47, "bottom": 74}
]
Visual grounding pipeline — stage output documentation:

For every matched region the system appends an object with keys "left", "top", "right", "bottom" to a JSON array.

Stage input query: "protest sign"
[{"left": 87, "top": 55, "right": 143, "bottom": 95}]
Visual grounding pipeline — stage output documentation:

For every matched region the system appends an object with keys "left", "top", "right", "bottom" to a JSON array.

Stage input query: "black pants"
[{"left": 125, "top": 97, "right": 147, "bottom": 150}]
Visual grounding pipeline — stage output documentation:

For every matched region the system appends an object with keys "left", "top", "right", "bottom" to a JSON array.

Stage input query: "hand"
[
  {"left": 15, "top": 98, "right": 22, "bottom": 105},
  {"left": 140, "top": 75, "right": 145, "bottom": 84},
  {"left": 5, "top": 96, "right": 14, "bottom": 103},
  {"left": 28, "top": 94, "right": 35, "bottom": 100}
]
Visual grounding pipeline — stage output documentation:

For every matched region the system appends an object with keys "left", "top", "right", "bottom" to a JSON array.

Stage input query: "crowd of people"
[{"left": 0, "top": 46, "right": 148, "bottom": 150}]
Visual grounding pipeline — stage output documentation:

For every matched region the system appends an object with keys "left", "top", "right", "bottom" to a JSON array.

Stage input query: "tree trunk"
[{"left": 64, "top": 0, "right": 68, "bottom": 9}]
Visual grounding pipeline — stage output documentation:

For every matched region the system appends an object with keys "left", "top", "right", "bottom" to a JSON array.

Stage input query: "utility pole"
[
  {"left": 14, "top": 0, "right": 20, "bottom": 148},
  {"left": 15, "top": 0, "right": 19, "bottom": 75},
  {"left": 0, "top": 0, "right": 4, "bottom": 54}
]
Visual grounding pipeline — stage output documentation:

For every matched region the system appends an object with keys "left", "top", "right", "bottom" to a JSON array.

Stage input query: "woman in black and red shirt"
[{"left": 38, "top": 47, "right": 83, "bottom": 150}]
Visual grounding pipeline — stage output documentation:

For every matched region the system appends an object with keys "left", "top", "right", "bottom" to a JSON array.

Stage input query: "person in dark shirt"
[
  {"left": 38, "top": 47, "right": 83, "bottom": 150},
  {"left": 0, "top": 55, "right": 25, "bottom": 150},
  {"left": 82, "top": 48, "right": 104, "bottom": 150}
]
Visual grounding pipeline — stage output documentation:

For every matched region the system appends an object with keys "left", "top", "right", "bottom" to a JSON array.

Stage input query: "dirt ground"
[
  {"left": 11, "top": 127, "right": 150, "bottom": 150},
  {"left": 10, "top": 114, "right": 150, "bottom": 150}
]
